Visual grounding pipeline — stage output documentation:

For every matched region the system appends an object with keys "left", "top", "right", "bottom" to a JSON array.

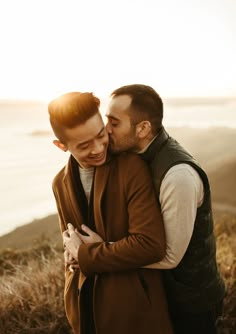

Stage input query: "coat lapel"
[
  {"left": 62, "top": 155, "right": 110, "bottom": 237},
  {"left": 63, "top": 158, "right": 86, "bottom": 231},
  {"left": 93, "top": 162, "right": 110, "bottom": 239}
]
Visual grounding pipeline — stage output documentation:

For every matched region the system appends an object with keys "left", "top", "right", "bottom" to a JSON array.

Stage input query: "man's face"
[
  {"left": 106, "top": 95, "right": 140, "bottom": 153},
  {"left": 62, "top": 113, "right": 109, "bottom": 168}
]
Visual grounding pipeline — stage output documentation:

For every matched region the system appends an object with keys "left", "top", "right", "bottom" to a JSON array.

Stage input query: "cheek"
[
  {"left": 112, "top": 127, "right": 123, "bottom": 137},
  {"left": 73, "top": 150, "right": 88, "bottom": 161},
  {"left": 103, "top": 133, "right": 109, "bottom": 144},
  {"left": 120, "top": 127, "right": 131, "bottom": 138}
]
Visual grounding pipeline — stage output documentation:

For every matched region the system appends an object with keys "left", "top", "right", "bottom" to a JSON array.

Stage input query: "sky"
[{"left": 0, "top": 0, "right": 236, "bottom": 100}]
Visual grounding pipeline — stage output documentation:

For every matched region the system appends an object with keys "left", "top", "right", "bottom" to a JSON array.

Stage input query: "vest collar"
[{"left": 141, "top": 127, "right": 169, "bottom": 162}]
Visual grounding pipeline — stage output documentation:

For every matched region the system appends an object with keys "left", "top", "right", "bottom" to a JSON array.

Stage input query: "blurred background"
[{"left": 0, "top": 0, "right": 236, "bottom": 236}]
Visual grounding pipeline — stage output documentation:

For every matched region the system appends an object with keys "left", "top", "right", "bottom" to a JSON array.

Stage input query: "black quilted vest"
[{"left": 141, "top": 127, "right": 225, "bottom": 313}]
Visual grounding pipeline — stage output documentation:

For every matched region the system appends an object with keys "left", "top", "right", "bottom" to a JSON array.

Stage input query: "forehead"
[
  {"left": 64, "top": 113, "right": 104, "bottom": 144},
  {"left": 107, "top": 95, "right": 132, "bottom": 117}
]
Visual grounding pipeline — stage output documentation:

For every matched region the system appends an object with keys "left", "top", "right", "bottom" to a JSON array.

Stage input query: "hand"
[
  {"left": 77, "top": 224, "right": 104, "bottom": 244},
  {"left": 64, "top": 249, "right": 80, "bottom": 271},
  {"left": 63, "top": 223, "right": 83, "bottom": 261},
  {"left": 64, "top": 248, "right": 76, "bottom": 265},
  {"left": 64, "top": 249, "right": 80, "bottom": 272}
]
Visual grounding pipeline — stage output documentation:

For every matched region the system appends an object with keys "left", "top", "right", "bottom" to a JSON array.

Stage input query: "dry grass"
[
  {"left": 215, "top": 214, "right": 236, "bottom": 334},
  {"left": 0, "top": 217, "right": 235, "bottom": 334},
  {"left": 0, "top": 240, "right": 72, "bottom": 334}
]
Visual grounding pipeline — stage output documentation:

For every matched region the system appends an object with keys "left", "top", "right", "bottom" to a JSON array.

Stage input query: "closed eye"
[
  {"left": 110, "top": 119, "right": 119, "bottom": 127},
  {"left": 106, "top": 115, "right": 119, "bottom": 127},
  {"left": 79, "top": 143, "right": 89, "bottom": 150}
]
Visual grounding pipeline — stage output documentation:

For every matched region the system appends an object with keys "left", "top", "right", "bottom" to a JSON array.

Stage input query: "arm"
[
  {"left": 70, "top": 165, "right": 203, "bottom": 270},
  {"left": 77, "top": 155, "right": 166, "bottom": 276},
  {"left": 145, "top": 164, "right": 204, "bottom": 269}
]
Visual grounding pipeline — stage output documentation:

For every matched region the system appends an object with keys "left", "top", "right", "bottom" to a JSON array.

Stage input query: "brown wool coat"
[{"left": 52, "top": 153, "right": 174, "bottom": 334}]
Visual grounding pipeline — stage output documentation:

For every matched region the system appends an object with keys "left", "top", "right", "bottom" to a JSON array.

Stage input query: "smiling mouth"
[{"left": 92, "top": 151, "right": 106, "bottom": 161}]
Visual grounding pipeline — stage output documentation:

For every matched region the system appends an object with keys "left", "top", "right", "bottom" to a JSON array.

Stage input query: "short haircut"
[
  {"left": 48, "top": 92, "right": 100, "bottom": 143},
  {"left": 111, "top": 84, "right": 163, "bottom": 135}
]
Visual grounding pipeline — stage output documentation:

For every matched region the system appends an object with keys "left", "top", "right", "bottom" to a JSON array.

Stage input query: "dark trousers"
[{"left": 169, "top": 300, "right": 224, "bottom": 334}]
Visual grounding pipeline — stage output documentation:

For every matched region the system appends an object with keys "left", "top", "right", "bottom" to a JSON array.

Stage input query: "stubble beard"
[{"left": 108, "top": 136, "right": 139, "bottom": 154}]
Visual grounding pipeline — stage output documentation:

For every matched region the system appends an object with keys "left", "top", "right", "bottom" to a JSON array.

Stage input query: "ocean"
[{"left": 0, "top": 97, "right": 236, "bottom": 236}]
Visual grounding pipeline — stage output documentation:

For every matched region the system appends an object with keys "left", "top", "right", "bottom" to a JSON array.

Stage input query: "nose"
[{"left": 106, "top": 121, "right": 112, "bottom": 134}]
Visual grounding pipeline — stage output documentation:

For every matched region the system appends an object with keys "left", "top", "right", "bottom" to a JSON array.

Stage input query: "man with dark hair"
[
  {"left": 106, "top": 84, "right": 225, "bottom": 334},
  {"left": 81, "top": 84, "right": 225, "bottom": 334},
  {"left": 48, "top": 91, "right": 173, "bottom": 334}
]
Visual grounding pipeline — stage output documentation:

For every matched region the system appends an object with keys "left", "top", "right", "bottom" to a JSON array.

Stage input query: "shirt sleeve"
[{"left": 144, "top": 163, "right": 204, "bottom": 270}]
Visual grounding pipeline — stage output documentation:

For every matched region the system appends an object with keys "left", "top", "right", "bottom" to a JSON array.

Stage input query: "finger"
[
  {"left": 81, "top": 224, "right": 94, "bottom": 235},
  {"left": 64, "top": 249, "right": 73, "bottom": 261},
  {"left": 75, "top": 228, "right": 81, "bottom": 236},
  {"left": 67, "top": 223, "right": 75, "bottom": 233},
  {"left": 62, "top": 230, "right": 70, "bottom": 239},
  {"left": 69, "top": 265, "right": 74, "bottom": 272},
  {"left": 66, "top": 258, "right": 76, "bottom": 265},
  {"left": 68, "top": 253, "right": 74, "bottom": 261},
  {"left": 62, "top": 233, "right": 70, "bottom": 246},
  {"left": 64, "top": 249, "right": 69, "bottom": 259},
  {"left": 71, "top": 264, "right": 80, "bottom": 269}
]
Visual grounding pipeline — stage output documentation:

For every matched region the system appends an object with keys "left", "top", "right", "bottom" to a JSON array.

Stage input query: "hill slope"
[{"left": 0, "top": 214, "right": 62, "bottom": 250}]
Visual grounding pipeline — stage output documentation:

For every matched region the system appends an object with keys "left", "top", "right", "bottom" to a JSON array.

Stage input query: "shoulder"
[
  {"left": 115, "top": 152, "right": 146, "bottom": 165},
  {"left": 162, "top": 163, "right": 203, "bottom": 196},
  {"left": 112, "top": 152, "right": 149, "bottom": 174},
  {"left": 165, "top": 164, "right": 202, "bottom": 183},
  {"left": 108, "top": 152, "right": 150, "bottom": 179}
]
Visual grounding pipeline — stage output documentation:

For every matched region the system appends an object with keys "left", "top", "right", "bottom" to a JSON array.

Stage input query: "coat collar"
[{"left": 63, "top": 154, "right": 110, "bottom": 238}]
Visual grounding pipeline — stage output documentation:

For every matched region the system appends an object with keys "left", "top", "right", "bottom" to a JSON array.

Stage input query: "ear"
[
  {"left": 53, "top": 139, "right": 68, "bottom": 152},
  {"left": 135, "top": 121, "right": 151, "bottom": 139}
]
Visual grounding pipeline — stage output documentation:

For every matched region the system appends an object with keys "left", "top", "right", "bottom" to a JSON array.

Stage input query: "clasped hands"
[{"left": 63, "top": 223, "right": 103, "bottom": 271}]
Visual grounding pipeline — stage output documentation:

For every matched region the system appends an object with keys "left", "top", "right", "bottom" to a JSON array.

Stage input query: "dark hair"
[
  {"left": 111, "top": 84, "right": 163, "bottom": 134},
  {"left": 48, "top": 92, "right": 100, "bottom": 142}
]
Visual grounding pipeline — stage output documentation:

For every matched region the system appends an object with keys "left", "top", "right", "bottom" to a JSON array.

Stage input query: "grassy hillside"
[
  {"left": 0, "top": 214, "right": 61, "bottom": 250},
  {"left": 0, "top": 241, "right": 72, "bottom": 334},
  {"left": 0, "top": 215, "right": 235, "bottom": 333},
  {"left": 214, "top": 215, "right": 236, "bottom": 333},
  {"left": 208, "top": 157, "right": 236, "bottom": 208}
]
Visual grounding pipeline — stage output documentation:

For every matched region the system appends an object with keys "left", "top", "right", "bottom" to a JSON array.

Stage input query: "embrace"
[{"left": 48, "top": 84, "right": 225, "bottom": 334}]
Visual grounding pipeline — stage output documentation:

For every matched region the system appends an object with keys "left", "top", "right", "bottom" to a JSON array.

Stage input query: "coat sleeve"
[{"left": 78, "top": 154, "right": 166, "bottom": 276}]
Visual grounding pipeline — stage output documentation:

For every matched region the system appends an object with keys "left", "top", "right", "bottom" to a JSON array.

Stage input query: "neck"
[{"left": 136, "top": 133, "right": 155, "bottom": 152}]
